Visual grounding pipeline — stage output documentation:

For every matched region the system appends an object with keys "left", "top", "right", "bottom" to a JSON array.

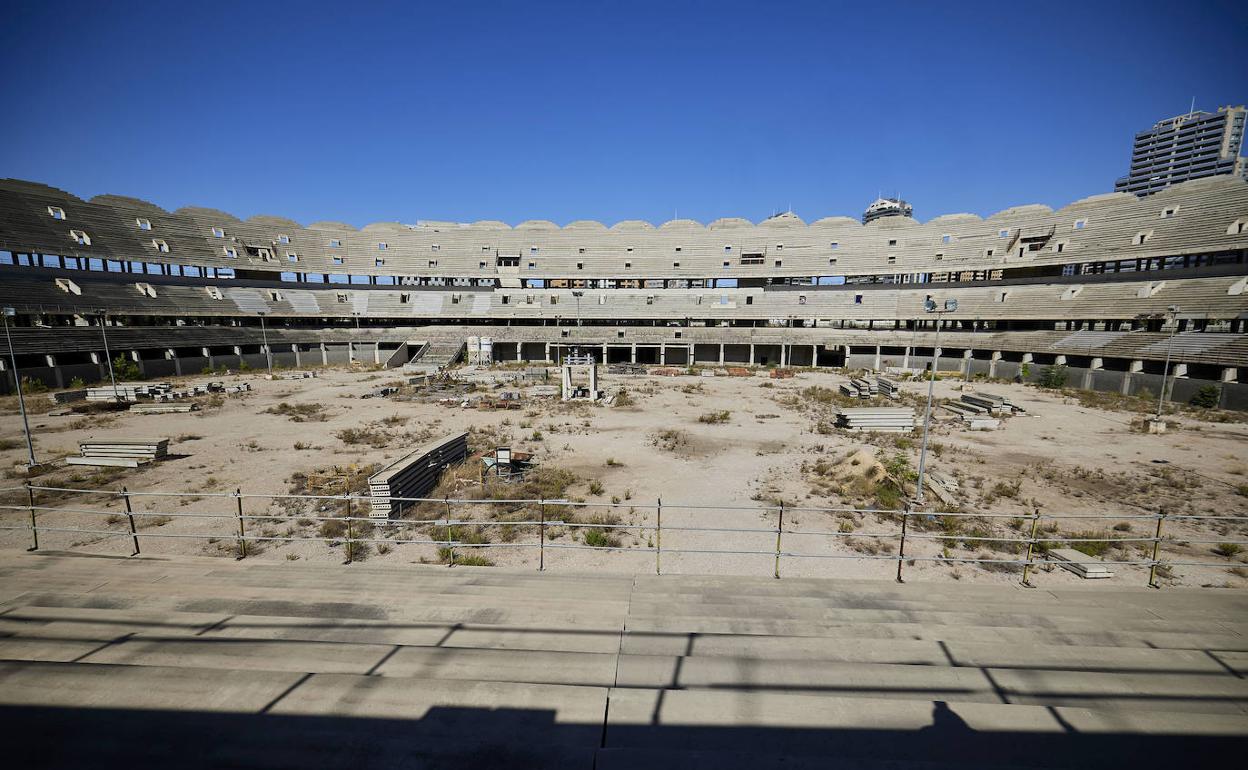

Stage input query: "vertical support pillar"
[
  {"left": 902, "top": 346, "right": 911, "bottom": 370},
  {"left": 121, "top": 486, "right": 140, "bottom": 556},
  {"left": 989, "top": 351, "right": 1001, "bottom": 378},
  {"left": 780, "top": 344, "right": 787, "bottom": 368},
  {"left": 25, "top": 484, "right": 38, "bottom": 552},
  {"left": 773, "top": 502, "right": 784, "bottom": 579},
  {"left": 167, "top": 349, "right": 182, "bottom": 377},
  {"left": 516, "top": 343, "right": 522, "bottom": 362},
  {"left": 659, "top": 345, "right": 666, "bottom": 366},
  {"left": 320, "top": 343, "right": 328, "bottom": 366},
  {"left": 811, "top": 344, "right": 817, "bottom": 368},
  {"left": 589, "top": 364, "right": 598, "bottom": 397},
  {"left": 293, "top": 344, "right": 302, "bottom": 367},
  {"left": 203, "top": 347, "right": 214, "bottom": 370},
  {"left": 544, "top": 343, "right": 551, "bottom": 363},
  {"left": 234, "top": 489, "right": 247, "bottom": 560},
  {"left": 630, "top": 344, "right": 636, "bottom": 363},
  {"left": 45, "top": 355, "right": 64, "bottom": 389},
  {"left": 873, "top": 345, "right": 881, "bottom": 371},
  {"left": 896, "top": 504, "right": 909, "bottom": 583},
  {"left": 1148, "top": 512, "right": 1166, "bottom": 589},
  {"left": 374, "top": 342, "right": 382, "bottom": 365},
  {"left": 601, "top": 343, "right": 607, "bottom": 364},
  {"left": 444, "top": 498, "right": 454, "bottom": 567},
  {"left": 538, "top": 499, "right": 546, "bottom": 571},
  {"left": 718, "top": 344, "right": 725, "bottom": 366},
  {"left": 655, "top": 498, "right": 662, "bottom": 575},
  {"left": 749, "top": 343, "right": 755, "bottom": 365},
  {"left": 1020, "top": 508, "right": 1041, "bottom": 587}
]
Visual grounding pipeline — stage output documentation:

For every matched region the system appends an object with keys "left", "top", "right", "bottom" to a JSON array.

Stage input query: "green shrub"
[
  {"left": 1213, "top": 543, "right": 1244, "bottom": 559},
  {"left": 583, "top": 529, "right": 619, "bottom": 548},
  {"left": 68, "top": 376, "right": 86, "bottom": 388},
  {"left": 587, "top": 480, "right": 604, "bottom": 496},
  {"left": 697, "top": 410, "right": 731, "bottom": 424},
  {"left": 112, "top": 355, "right": 141, "bottom": 381},
  {"left": 318, "top": 518, "right": 347, "bottom": 539},
  {"left": 1037, "top": 364, "right": 1068, "bottom": 389},
  {"left": 1190, "top": 386, "right": 1220, "bottom": 409}
]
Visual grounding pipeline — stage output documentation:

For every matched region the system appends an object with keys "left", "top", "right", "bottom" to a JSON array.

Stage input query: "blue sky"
[{"left": 1, "top": 1, "right": 1244, "bottom": 227}]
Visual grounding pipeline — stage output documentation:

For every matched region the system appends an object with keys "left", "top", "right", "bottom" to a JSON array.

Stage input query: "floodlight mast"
[
  {"left": 1156, "top": 305, "right": 1180, "bottom": 420},
  {"left": 915, "top": 299, "right": 958, "bottom": 506}
]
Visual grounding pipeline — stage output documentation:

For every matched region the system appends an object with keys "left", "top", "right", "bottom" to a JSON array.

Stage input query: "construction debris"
[
  {"left": 86, "top": 382, "right": 172, "bottom": 402},
  {"left": 607, "top": 363, "right": 646, "bottom": 376},
  {"left": 1047, "top": 548, "right": 1114, "bottom": 579},
  {"left": 362, "top": 386, "right": 399, "bottom": 399},
  {"left": 273, "top": 371, "right": 318, "bottom": 380},
  {"left": 561, "top": 351, "right": 602, "bottom": 401},
  {"left": 836, "top": 407, "right": 916, "bottom": 433},
  {"left": 68, "top": 437, "right": 170, "bottom": 468},
  {"left": 876, "top": 376, "right": 903, "bottom": 399},
  {"left": 129, "top": 403, "right": 199, "bottom": 414},
  {"left": 769, "top": 369, "right": 796, "bottom": 379},
  {"left": 481, "top": 446, "right": 535, "bottom": 482},
  {"left": 368, "top": 432, "right": 469, "bottom": 519}
]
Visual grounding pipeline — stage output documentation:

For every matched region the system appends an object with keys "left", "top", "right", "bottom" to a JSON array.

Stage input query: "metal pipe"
[
  {"left": 915, "top": 316, "right": 941, "bottom": 505},
  {"left": 234, "top": 488, "right": 247, "bottom": 559},
  {"left": 1156, "top": 306, "right": 1179, "bottom": 421},
  {"left": 98, "top": 310, "right": 120, "bottom": 402},
  {"left": 2, "top": 309, "right": 37, "bottom": 467},
  {"left": 258, "top": 312, "right": 273, "bottom": 378},
  {"left": 121, "top": 486, "right": 140, "bottom": 556},
  {"left": 1148, "top": 512, "right": 1166, "bottom": 588},
  {"left": 773, "top": 501, "right": 785, "bottom": 579}
]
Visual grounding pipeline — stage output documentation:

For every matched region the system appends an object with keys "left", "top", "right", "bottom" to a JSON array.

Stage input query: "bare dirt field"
[{"left": 2, "top": 363, "right": 1246, "bottom": 588}]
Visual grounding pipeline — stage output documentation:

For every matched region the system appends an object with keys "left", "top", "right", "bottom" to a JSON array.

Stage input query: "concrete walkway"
[{"left": 0, "top": 550, "right": 1245, "bottom": 768}]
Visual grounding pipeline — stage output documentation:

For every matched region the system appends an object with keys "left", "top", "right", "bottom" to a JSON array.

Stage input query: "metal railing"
[{"left": 1, "top": 483, "right": 1245, "bottom": 588}]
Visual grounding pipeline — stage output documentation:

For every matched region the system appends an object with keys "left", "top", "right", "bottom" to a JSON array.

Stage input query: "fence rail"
[{"left": 2, "top": 483, "right": 1246, "bottom": 587}]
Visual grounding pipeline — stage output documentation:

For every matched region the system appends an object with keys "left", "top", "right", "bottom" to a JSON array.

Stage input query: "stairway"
[
  {"left": 402, "top": 339, "right": 466, "bottom": 375},
  {"left": 0, "top": 551, "right": 1245, "bottom": 769}
]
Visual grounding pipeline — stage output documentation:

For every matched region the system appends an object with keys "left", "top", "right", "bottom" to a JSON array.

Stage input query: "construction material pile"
[
  {"left": 1047, "top": 548, "right": 1114, "bottom": 579},
  {"left": 274, "top": 372, "right": 317, "bottom": 380},
  {"left": 129, "top": 403, "right": 199, "bottom": 414},
  {"left": 87, "top": 382, "right": 172, "bottom": 402},
  {"left": 68, "top": 438, "right": 169, "bottom": 468},
  {"left": 836, "top": 407, "right": 916, "bottom": 433},
  {"left": 368, "top": 432, "right": 469, "bottom": 519},
  {"left": 839, "top": 377, "right": 879, "bottom": 399},
  {"left": 942, "top": 391, "right": 1023, "bottom": 429},
  {"left": 876, "top": 376, "right": 903, "bottom": 399}
]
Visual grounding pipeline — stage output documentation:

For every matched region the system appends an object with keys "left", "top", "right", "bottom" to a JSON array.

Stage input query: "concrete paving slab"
[
  {"left": 80, "top": 636, "right": 395, "bottom": 674},
  {"left": 376, "top": 646, "right": 619, "bottom": 687}
]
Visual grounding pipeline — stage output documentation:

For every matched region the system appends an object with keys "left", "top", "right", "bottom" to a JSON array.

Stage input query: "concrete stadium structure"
[{"left": 2, "top": 176, "right": 1248, "bottom": 406}]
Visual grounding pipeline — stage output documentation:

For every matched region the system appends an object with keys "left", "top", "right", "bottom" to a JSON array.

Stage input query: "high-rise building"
[
  {"left": 862, "top": 196, "right": 913, "bottom": 224},
  {"left": 1115, "top": 105, "right": 1247, "bottom": 196}
]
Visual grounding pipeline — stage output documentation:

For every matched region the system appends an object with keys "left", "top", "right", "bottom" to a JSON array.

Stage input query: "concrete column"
[
  {"left": 780, "top": 344, "right": 787, "bottom": 367},
  {"left": 293, "top": 345, "right": 302, "bottom": 367},
  {"left": 1172, "top": 363, "right": 1187, "bottom": 378},
  {"left": 516, "top": 343, "right": 523, "bottom": 362},
  {"left": 1054, "top": 355, "right": 1067, "bottom": 365},
  {"left": 1129, "top": 360, "right": 1143, "bottom": 373},
  {"left": 348, "top": 342, "right": 356, "bottom": 363},
  {"left": 660, "top": 345, "right": 666, "bottom": 365},
  {"left": 374, "top": 343, "right": 381, "bottom": 365},
  {"left": 688, "top": 344, "right": 694, "bottom": 365},
  {"left": 233, "top": 346, "right": 243, "bottom": 357},
  {"left": 544, "top": 343, "right": 551, "bottom": 363},
  {"left": 1222, "top": 367, "right": 1237, "bottom": 383},
  {"left": 749, "top": 343, "right": 755, "bottom": 365},
  {"left": 811, "top": 344, "right": 817, "bottom": 367},
  {"left": 202, "top": 347, "right": 214, "bottom": 370},
  {"left": 718, "top": 344, "right": 725, "bottom": 365},
  {"left": 1089, "top": 357, "right": 1103, "bottom": 370},
  {"left": 989, "top": 351, "right": 1001, "bottom": 378},
  {"left": 1021, "top": 352, "right": 1033, "bottom": 364},
  {"left": 902, "top": 346, "right": 910, "bottom": 370},
  {"left": 166, "top": 349, "right": 182, "bottom": 377},
  {"left": 601, "top": 344, "right": 607, "bottom": 364},
  {"left": 962, "top": 349, "right": 972, "bottom": 375},
  {"left": 320, "top": 343, "right": 328, "bottom": 366},
  {"left": 873, "top": 345, "right": 881, "bottom": 370},
  {"left": 42, "top": 354, "right": 64, "bottom": 389},
  {"left": 630, "top": 344, "right": 636, "bottom": 363}
]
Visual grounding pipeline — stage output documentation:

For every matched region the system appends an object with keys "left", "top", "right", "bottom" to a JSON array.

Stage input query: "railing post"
[
  {"left": 896, "top": 503, "right": 909, "bottom": 583},
  {"left": 121, "top": 486, "right": 140, "bottom": 556},
  {"left": 344, "top": 494, "right": 354, "bottom": 565},
  {"left": 1020, "top": 508, "right": 1042, "bottom": 587},
  {"left": 773, "top": 501, "right": 784, "bottom": 579},
  {"left": 234, "top": 488, "right": 247, "bottom": 559},
  {"left": 655, "top": 498, "right": 662, "bottom": 576},
  {"left": 25, "top": 484, "right": 38, "bottom": 552},
  {"left": 538, "top": 499, "right": 545, "bottom": 572},
  {"left": 1148, "top": 510, "right": 1166, "bottom": 589},
  {"left": 444, "top": 497, "right": 454, "bottom": 567}
]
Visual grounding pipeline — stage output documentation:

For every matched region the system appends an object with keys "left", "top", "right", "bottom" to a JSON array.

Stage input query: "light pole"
[
  {"left": 352, "top": 311, "right": 361, "bottom": 331},
  {"left": 257, "top": 312, "right": 273, "bottom": 377},
  {"left": 915, "top": 298, "right": 958, "bottom": 506},
  {"left": 572, "top": 291, "right": 584, "bottom": 327},
  {"left": 3, "top": 307, "right": 38, "bottom": 468},
  {"left": 97, "top": 309, "right": 120, "bottom": 401},
  {"left": 1156, "top": 305, "right": 1180, "bottom": 421}
]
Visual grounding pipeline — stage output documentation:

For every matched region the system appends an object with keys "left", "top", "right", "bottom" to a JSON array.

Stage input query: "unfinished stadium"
[{"left": 1, "top": 176, "right": 1248, "bottom": 768}]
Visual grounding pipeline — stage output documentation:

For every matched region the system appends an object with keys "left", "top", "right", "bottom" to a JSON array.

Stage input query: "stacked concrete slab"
[
  {"left": 367, "top": 431, "right": 469, "bottom": 518},
  {"left": 0, "top": 551, "right": 1244, "bottom": 769},
  {"left": 68, "top": 437, "right": 169, "bottom": 467},
  {"left": 836, "top": 407, "right": 916, "bottom": 432}
]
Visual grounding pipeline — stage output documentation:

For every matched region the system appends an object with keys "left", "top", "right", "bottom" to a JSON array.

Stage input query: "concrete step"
[
  {"left": 625, "top": 614, "right": 1248, "bottom": 651},
  {"left": 619, "top": 631, "right": 1242, "bottom": 673},
  {"left": 595, "top": 747, "right": 1049, "bottom": 770},
  {"left": 612, "top": 654, "right": 1248, "bottom": 715},
  {"left": 604, "top": 687, "right": 1248, "bottom": 767}
]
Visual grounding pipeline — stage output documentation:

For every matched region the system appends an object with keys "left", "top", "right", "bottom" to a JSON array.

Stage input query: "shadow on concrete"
[{"left": 2, "top": 698, "right": 1245, "bottom": 770}]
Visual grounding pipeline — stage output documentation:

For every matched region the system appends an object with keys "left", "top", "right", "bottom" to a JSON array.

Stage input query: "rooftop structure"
[
  {"left": 1115, "top": 105, "right": 1248, "bottom": 197},
  {"left": 862, "top": 196, "right": 914, "bottom": 225}
]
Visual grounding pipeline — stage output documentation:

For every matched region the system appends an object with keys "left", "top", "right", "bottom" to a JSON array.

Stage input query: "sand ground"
[{"left": 2, "top": 363, "right": 1245, "bottom": 588}]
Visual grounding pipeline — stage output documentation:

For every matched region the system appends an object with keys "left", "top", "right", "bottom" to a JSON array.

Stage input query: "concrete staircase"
[
  {"left": 1, "top": 551, "right": 1245, "bottom": 769},
  {"left": 402, "top": 339, "right": 465, "bottom": 375}
]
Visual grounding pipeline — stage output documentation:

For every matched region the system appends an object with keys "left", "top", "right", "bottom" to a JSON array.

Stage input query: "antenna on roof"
[{"left": 1189, "top": 96, "right": 1195, "bottom": 116}]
